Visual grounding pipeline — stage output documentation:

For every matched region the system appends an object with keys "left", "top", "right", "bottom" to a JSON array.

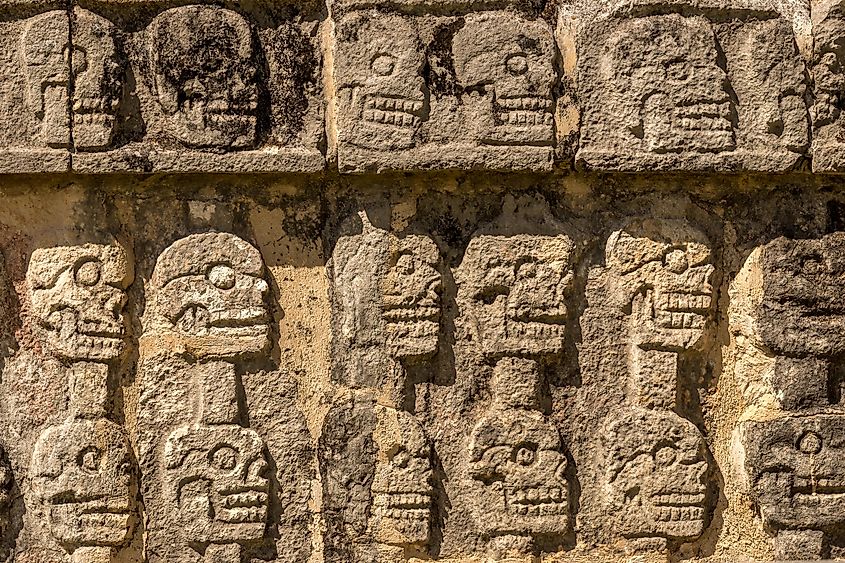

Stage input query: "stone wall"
[{"left": 0, "top": 0, "right": 844, "bottom": 562}]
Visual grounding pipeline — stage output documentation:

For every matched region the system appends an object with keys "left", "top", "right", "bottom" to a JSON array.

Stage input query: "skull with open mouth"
[
  {"left": 148, "top": 6, "right": 258, "bottom": 149},
  {"left": 164, "top": 424, "right": 269, "bottom": 545},
  {"left": 27, "top": 244, "right": 132, "bottom": 363},
  {"left": 606, "top": 219, "right": 715, "bottom": 351},
  {"left": 453, "top": 12, "right": 556, "bottom": 146},
  {"left": 603, "top": 407, "right": 709, "bottom": 540},
  {"left": 458, "top": 233, "right": 574, "bottom": 358},
  {"left": 334, "top": 11, "right": 427, "bottom": 151},
  {"left": 148, "top": 232, "right": 270, "bottom": 360},
  {"left": 30, "top": 418, "right": 136, "bottom": 552},
  {"left": 604, "top": 14, "right": 735, "bottom": 154}
]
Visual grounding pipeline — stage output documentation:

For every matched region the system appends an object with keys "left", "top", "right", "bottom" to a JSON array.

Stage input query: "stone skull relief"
[{"left": 27, "top": 244, "right": 132, "bottom": 363}]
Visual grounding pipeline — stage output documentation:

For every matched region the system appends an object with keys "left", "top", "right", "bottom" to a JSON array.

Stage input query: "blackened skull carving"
[
  {"left": 29, "top": 418, "right": 136, "bottom": 551},
  {"left": 163, "top": 424, "right": 269, "bottom": 545},
  {"left": 334, "top": 11, "right": 427, "bottom": 151},
  {"left": 603, "top": 15, "right": 735, "bottom": 154},
  {"left": 458, "top": 234, "right": 574, "bottom": 357},
  {"left": 148, "top": 6, "right": 258, "bottom": 149},
  {"left": 148, "top": 233, "right": 270, "bottom": 359},
  {"left": 603, "top": 408, "right": 709, "bottom": 540},
  {"left": 20, "top": 9, "right": 122, "bottom": 150},
  {"left": 453, "top": 12, "right": 556, "bottom": 146},
  {"left": 606, "top": 219, "right": 715, "bottom": 350},
  {"left": 27, "top": 244, "right": 132, "bottom": 363},
  {"left": 369, "top": 406, "right": 434, "bottom": 548}
]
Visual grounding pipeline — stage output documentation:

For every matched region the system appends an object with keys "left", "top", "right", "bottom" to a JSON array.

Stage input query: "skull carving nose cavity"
[
  {"left": 506, "top": 53, "right": 529, "bottom": 75},
  {"left": 664, "top": 249, "right": 689, "bottom": 274},
  {"left": 208, "top": 264, "right": 236, "bottom": 290},
  {"left": 371, "top": 54, "right": 396, "bottom": 77},
  {"left": 75, "top": 259, "right": 102, "bottom": 286},
  {"left": 515, "top": 445, "right": 536, "bottom": 466},
  {"left": 798, "top": 431, "right": 823, "bottom": 454}
]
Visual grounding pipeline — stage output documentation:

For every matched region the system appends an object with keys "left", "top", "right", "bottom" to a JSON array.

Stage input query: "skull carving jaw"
[
  {"left": 148, "top": 6, "right": 258, "bottom": 150},
  {"left": 164, "top": 424, "right": 270, "bottom": 545},
  {"left": 606, "top": 219, "right": 715, "bottom": 351},
  {"left": 459, "top": 234, "right": 574, "bottom": 358},
  {"left": 453, "top": 13, "right": 556, "bottom": 146},
  {"left": 467, "top": 408, "right": 570, "bottom": 536},
  {"left": 604, "top": 408, "right": 709, "bottom": 541},
  {"left": 27, "top": 244, "right": 132, "bottom": 363},
  {"left": 148, "top": 233, "right": 271, "bottom": 360},
  {"left": 370, "top": 406, "right": 434, "bottom": 547},
  {"left": 604, "top": 15, "right": 736, "bottom": 154},
  {"left": 335, "top": 11, "right": 427, "bottom": 151},
  {"left": 30, "top": 418, "right": 136, "bottom": 551}
]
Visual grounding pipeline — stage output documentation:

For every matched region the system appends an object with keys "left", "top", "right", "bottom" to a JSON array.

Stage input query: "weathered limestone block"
[
  {"left": 600, "top": 218, "right": 716, "bottom": 556},
  {"left": 139, "top": 232, "right": 311, "bottom": 563},
  {"left": 577, "top": 0, "right": 809, "bottom": 171},
  {"left": 331, "top": 7, "right": 561, "bottom": 172},
  {"left": 812, "top": 0, "right": 845, "bottom": 171}
]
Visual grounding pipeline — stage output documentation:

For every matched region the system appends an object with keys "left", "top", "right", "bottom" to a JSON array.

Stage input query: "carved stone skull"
[
  {"left": 27, "top": 244, "right": 132, "bottom": 362},
  {"left": 29, "top": 418, "right": 136, "bottom": 551},
  {"left": 148, "top": 6, "right": 258, "bottom": 149},
  {"left": 147, "top": 232, "right": 270, "bottom": 360},
  {"left": 369, "top": 406, "right": 434, "bottom": 548},
  {"left": 740, "top": 413, "right": 845, "bottom": 531},
  {"left": 458, "top": 234, "right": 573, "bottom": 357},
  {"left": 163, "top": 424, "right": 269, "bottom": 545},
  {"left": 603, "top": 15, "right": 735, "bottom": 153},
  {"left": 603, "top": 407, "right": 709, "bottom": 540},
  {"left": 606, "top": 219, "right": 715, "bottom": 350},
  {"left": 453, "top": 12, "right": 556, "bottom": 146},
  {"left": 334, "top": 11, "right": 427, "bottom": 151}
]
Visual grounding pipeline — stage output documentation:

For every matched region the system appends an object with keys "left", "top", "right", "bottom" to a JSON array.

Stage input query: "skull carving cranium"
[
  {"left": 147, "top": 232, "right": 270, "bottom": 359},
  {"left": 29, "top": 418, "right": 136, "bottom": 551},
  {"left": 27, "top": 244, "right": 132, "bottom": 362},
  {"left": 334, "top": 11, "right": 427, "bottom": 151},
  {"left": 148, "top": 6, "right": 258, "bottom": 149},
  {"left": 606, "top": 219, "right": 715, "bottom": 350},
  {"left": 163, "top": 424, "right": 269, "bottom": 545},
  {"left": 453, "top": 12, "right": 556, "bottom": 146},
  {"left": 603, "top": 407, "right": 709, "bottom": 540},
  {"left": 369, "top": 406, "right": 434, "bottom": 548}
]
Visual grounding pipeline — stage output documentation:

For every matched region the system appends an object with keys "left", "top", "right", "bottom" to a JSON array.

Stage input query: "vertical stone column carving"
[
  {"left": 146, "top": 233, "right": 272, "bottom": 563},
  {"left": 731, "top": 233, "right": 845, "bottom": 559},
  {"left": 25, "top": 244, "right": 137, "bottom": 563},
  {"left": 20, "top": 8, "right": 123, "bottom": 151},
  {"left": 600, "top": 219, "right": 715, "bottom": 555},
  {"left": 321, "top": 212, "right": 441, "bottom": 561},
  {"left": 455, "top": 198, "right": 574, "bottom": 560}
]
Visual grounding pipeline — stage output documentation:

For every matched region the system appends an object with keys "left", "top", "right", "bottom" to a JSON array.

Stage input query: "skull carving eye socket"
[
  {"left": 207, "top": 264, "right": 236, "bottom": 290},
  {"left": 663, "top": 249, "right": 689, "bottom": 274},
  {"left": 391, "top": 448, "right": 411, "bottom": 468},
  {"left": 513, "top": 443, "right": 537, "bottom": 466},
  {"left": 395, "top": 254, "right": 415, "bottom": 275},
  {"left": 798, "top": 431, "right": 823, "bottom": 454},
  {"left": 210, "top": 445, "right": 238, "bottom": 471},
  {"left": 77, "top": 446, "right": 102, "bottom": 474},
  {"left": 506, "top": 53, "right": 529, "bottom": 75},
  {"left": 654, "top": 445, "right": 678, "bottom": 467},
  {"left": 802, "top": 257, "right": 824, "bottom": 276},
  {"left": 371, "top": 54, "right": 396, "bottom": 77},
  {"left": 74, "top": 259, "right": 102, "bottom": 286}
]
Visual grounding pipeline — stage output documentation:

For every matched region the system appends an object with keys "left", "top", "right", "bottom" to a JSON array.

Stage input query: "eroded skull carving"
[
  {"left": 164, "top": 424, "right": 269, "bottom": 545},
  {"left": 369, "top": 406, "right": 433, "bottom": 548},
  {"left": 603, "top": 15, "right": 735, "bottom": 154},
  {"left": 20, "top": 9, "right": 122, "bottom": 150},
  {"left": 740, "top": 414, "right": 845, "bottom": 531},
  {"left": 606, "top": 219, "right": 715, "bottom": 350},
  {"left": 30, "top": 418, "right": 136, "bottom": 551},
  {"left": 148, "top": 6, "right": 258, "bottom": 149},
  {"left": 334, "top": 11, "right": 427, "bottom": 151},
  {"left": 27, "top": 244, "right": 132, "bottom": 362},
  {"left": 453, "top": 12, "right": 556, "bottom": 146},
  {"left": 458, "top": 234, "right": 573, "bottom": 357},
  {"left": 753, "top": 233, "right": 845, "bottom": 357},
  {"left": 466, "top": 358, "right": 569, "bottom": 538},
  {"left": 603, "top": 408, "right": 709, "bottom": 540},
  {"left": 147, "top": 233, "right": 270, "bottom": 359},
  {"left": 814, "top": 1, "right": 845, "bottom": 130}
]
